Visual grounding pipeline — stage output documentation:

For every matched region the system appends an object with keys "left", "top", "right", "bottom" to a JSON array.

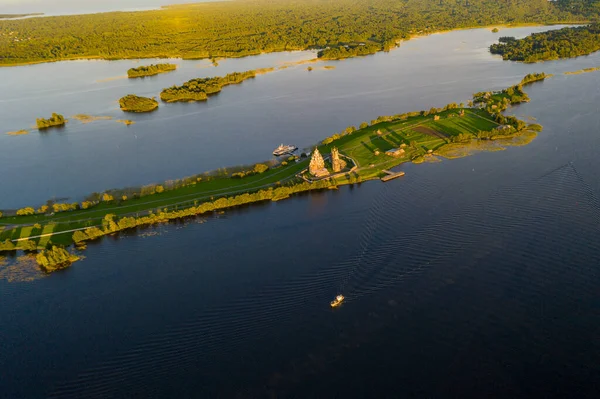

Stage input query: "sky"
[{"left": 0, "top": 0, "right": 218, "bottom": 16}]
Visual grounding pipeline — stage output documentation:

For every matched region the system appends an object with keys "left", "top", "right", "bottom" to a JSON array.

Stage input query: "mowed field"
[
  {"left": 0, "top": 108, "right": 499, "bottom": 249},
  {"left": 320, "top": 108, "right": 499, "bottom": 172}
]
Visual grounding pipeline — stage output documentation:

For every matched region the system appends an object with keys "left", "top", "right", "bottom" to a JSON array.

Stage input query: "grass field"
[
  {"left": 320, "top": 108, "right": 498, "bottom": 172},
  {"left": 0, "top": 108, "right": 502, "bottom": 250}
]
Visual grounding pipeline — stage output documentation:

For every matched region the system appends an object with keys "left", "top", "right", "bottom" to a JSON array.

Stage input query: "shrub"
[
  {"left": 16, "top": 207, "right": 35, "bottom": 216},
  {"left": 254, "top": 164, "right": 269, "bottom": 173},
  {"left": 0, "top": 239, "right": 15, "bottom": 251},
  {"left": 18, "top": 240, "right": 37, "bottom": 251}
]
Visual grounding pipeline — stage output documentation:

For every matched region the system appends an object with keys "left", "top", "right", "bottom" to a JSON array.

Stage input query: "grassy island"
[
  {"left": 0, "top": 0, "right": 591, "bottom": 66},
  {"left": 565, "top": 66, "right": 600, "bottom": 74},
  {"left": 127, "top": 63, "right": 177, "bottom": 78},
  {"left": 6, "top": 129, "right": 29, "bottom": 136},
  {"left": 119, "top": 95, "right": 159, "bottom": 113},
  {"left": 160, "top": 70, "right": 256, "bottom": 103},
  {"left": 36, "top": 113, "right": 66, "bottom": 129},
  {"left": 490, "top": 24, "right": 600, "bottom": 62},
  {"left": 0, "top": 75, "right": 546, "bottom": 272}
]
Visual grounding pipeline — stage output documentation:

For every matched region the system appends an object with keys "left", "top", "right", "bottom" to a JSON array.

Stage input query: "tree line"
[
  {"left": 0, "top": 0, "right": 585, "bottom": 66},
  {"left": 490, "top": 24, "right": 600, "bottom": 62}
]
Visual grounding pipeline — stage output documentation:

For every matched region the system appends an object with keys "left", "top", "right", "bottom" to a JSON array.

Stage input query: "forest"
[
  {"left": 160, "top": 71, "right": 256, "bottom": 102},
  {"left": 490, "top": 24, "right": 600, "bottom": 62},
  {"left": 0, "top": 0, "right": 589, "bottom": 66},
  {"left": 127, "top": 63, "right": 177, "bottom": 78},
  {"left": 119, "top": 95, "right": 159, "bottom": 112},
  {"left": 36, "top": 113, "right": 66, "bottom": 129}
]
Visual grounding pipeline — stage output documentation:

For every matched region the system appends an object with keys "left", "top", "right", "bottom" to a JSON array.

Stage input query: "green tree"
[{"left": 254, "top": 164, "right": 269, "bottom": 173}]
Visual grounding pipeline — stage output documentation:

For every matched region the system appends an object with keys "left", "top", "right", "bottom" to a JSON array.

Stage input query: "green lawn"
[{"left": 319, "top": 108, "right": 498, "bottom": 171}]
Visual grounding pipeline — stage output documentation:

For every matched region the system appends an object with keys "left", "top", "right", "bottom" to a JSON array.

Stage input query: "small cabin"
[{"left": 433, "top": 115, "right": 440, "bottom": 121}]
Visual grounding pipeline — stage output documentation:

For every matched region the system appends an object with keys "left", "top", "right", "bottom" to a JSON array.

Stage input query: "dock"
[{"left": 380, "top": 170, "right": 405, "bottom": 182}]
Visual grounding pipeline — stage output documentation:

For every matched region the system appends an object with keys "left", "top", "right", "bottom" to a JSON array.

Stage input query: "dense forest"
[
  {"left": 127, "top": 63, "right": 177, "bottom": 78},
  {"left": 160, "top": 71, "right": 256, "bottom": 102},
  {"left": 119, "top": 95, "right": 159, "bottom": 112},
  {"left": 36, "top": 113, "right": 66, "bottom": 129},
  {"left": 490, "top": 23, "right": 600, "bottom": 62},
  {"left": 0, "top": 0, "right": 589, "bottom": 66}
]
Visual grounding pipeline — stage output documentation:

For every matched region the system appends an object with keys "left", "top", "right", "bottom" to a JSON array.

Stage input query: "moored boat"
[{"left": 273, "top": 144, "right": 298, "bottom": 156}]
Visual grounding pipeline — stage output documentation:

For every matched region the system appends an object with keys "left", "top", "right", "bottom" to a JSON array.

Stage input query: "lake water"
[
  {"left": 2, "top": 25, "right": 600, "bottom": 397},
  {"left": 0, "top": 0, "right": 220, "bottom": 17}
]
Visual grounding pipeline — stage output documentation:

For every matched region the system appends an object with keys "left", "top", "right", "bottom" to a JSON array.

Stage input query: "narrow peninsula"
[
  {"left": 119, "top": 95, "right": 159, "bottom": 113},
  {"left": 160, "top": 70, "right": 256, "bottom": 103},
  {"left": 0, "top": 74, "right": 547, "bottom": 272},
  {"left": 490, "top": 24, "right": 600, "bottom": 62},
  {"left": 127, "top": 63, "right": 177, "bottom": 78},
  {"left": 36, "top": 113, "right": 66, "bottom": 129}
]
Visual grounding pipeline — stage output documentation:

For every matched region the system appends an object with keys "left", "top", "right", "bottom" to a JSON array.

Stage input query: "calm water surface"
[
  {"left": 0, "top": 0, "right": 220, "bottom": 17},
  {"left": 2, "top": 26, "right": 600, "bottom": 398}
]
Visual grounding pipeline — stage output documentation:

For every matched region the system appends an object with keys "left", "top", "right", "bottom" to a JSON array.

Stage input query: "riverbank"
[
  {"left": 0, "top": 23, "right": 583, "bottom": 69},
  {"left": 0, "top": 0, "right": 588, "bottom": 68}
]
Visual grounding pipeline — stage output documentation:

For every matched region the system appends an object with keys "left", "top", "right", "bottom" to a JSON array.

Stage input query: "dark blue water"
[{"left": 2, "top": 27, "right": 600, "bottom": 398}]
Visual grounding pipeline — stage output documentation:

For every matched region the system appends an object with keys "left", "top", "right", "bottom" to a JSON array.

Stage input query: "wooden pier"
[{"left": 380, "top": 169, "right": 405, "bottom": 182}]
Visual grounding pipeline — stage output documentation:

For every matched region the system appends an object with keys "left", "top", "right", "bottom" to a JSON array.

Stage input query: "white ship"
[{"left": 273, "top": 144, "right": 298, "bottom": 156}]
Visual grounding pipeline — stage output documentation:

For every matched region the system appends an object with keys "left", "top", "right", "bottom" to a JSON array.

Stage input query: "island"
[
  {"left": 127, "top": 63, "right": 177, "bottom": 78},
  {"left": 119, "top": 95, "right": 159, "bottom": 113},
  {"left": 0, "top": 0, "right": 592, "bottom": 66},
  {"left": 160, "top": 70, "right": 256, "bottom": 103},
  {"left": 0, "top": 74, "right": 547, "bottom": 272},
  {"left": 490, "top": 24, "right": 600, "bottom": 62},
  {"left": 36, "top": 113, "right": 66, "bottom": 129}
]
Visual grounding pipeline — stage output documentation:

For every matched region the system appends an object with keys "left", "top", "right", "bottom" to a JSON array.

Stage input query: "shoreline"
[{"left": 0, "top": 22, "right": 587, "bottom": 69}]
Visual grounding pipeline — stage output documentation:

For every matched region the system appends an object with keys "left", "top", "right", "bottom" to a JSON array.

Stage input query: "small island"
[
  {"left": 160, "top": 70, "right": 256, "bottom": 103},
  {"left": 127, "top": 63, "right": 177, "bottom": 78},
  {"left": 116, "top": 119, "right": 135, "bottom": 126},
  {"left": 119, "top": 95, "right": 159, "bottom": 113},
  {"left": 36, "top": 113, "right": 66, "bottom": 129},
  {"left": 490, "top": 24, "right": 600, "bottom": 62},
  {"left": 6, "top": 129, "right": 29, "bottom": 136},
  {"left": 0, "top": 74, "right": 546, "bottom": 273},
  {"left": 318, "top": 42, "right": 383, "bottom": 60}
]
